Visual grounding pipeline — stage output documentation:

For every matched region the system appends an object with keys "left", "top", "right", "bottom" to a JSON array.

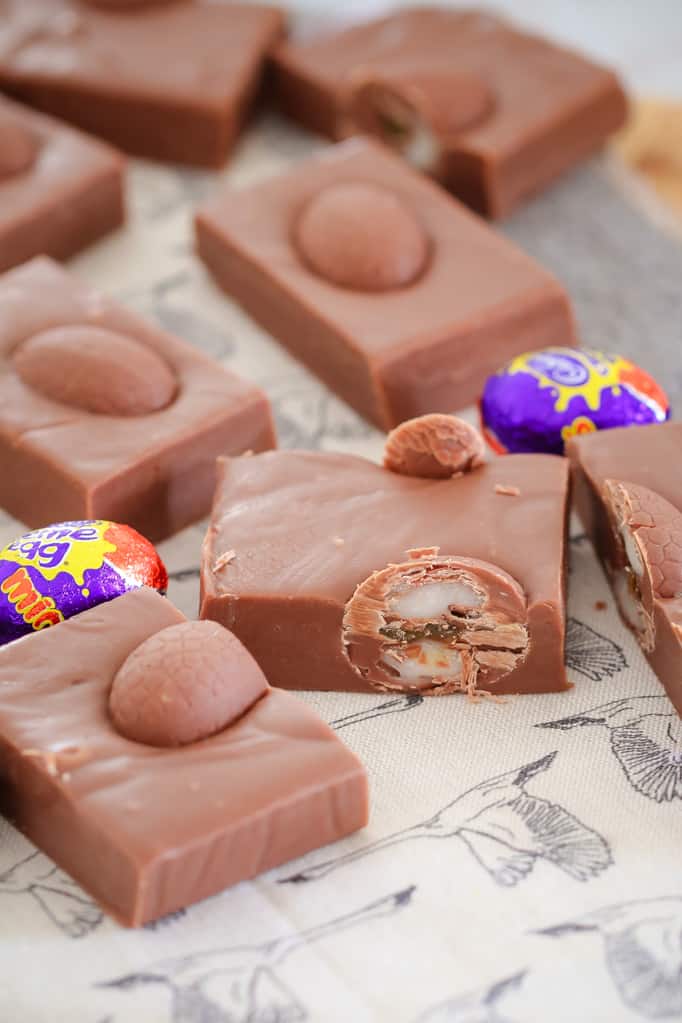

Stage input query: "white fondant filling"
[
  {"left": 383, "top": 640, "right": 463, "bottom": 681},
  {"left": 390, "top": 580, "right": 483, "bottom": 619}
]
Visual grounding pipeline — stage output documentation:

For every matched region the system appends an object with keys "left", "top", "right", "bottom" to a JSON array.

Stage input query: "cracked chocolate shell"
[
  {"left": 603, "top": 479, "right": 682, "bottom": 651},
  {"left": 342, "top": 553, "right": 528, "bottom": 697}
]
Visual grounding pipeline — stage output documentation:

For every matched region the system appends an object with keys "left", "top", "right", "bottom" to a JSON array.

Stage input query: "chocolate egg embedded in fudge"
[
  {"left": 272, "top": 7, "right": 627, "bottom": 218},
  {"left": 343, "top": 552, "right": 528, "bottom": 698},
  {"left": 293, "top": 181, "right": 430, "bottom": 292},
  {"left": 0, "top": 519, "right": 167, "bottom": 646},
  {"left": 13, "top": 325, "right": 178, "bottom": 417},
  {"left": 0, "top": 258, "right": 275, "bottom": 541},
  {"left": 0, "top": 113, "right": 38, "bottom": 180},
  {"left": 602, "top": 479, "right": 682, "bottom": 651},
  {"left": 343, "top": 69, "right": 495, "bottom": 176},
  {"left": 481, "top": 346, "right": 670, "bottom": 455},
  {"left": 384, "top": 414, "right": 485, "bottom": 478},
  {"left": 201, "top": 444, "right": 570, "bottom": 698},
  {"left": 196, "top": 140, "right": 575, "bottom": 430},
  {"left": 567, "top": 421, "right": 682, "bottom": 716},
  {"left": 110, "top": 620, "right": 269, "bottom": 747},
  {"left": 0, "top": 588, "right": 368, "bottom": 927}
]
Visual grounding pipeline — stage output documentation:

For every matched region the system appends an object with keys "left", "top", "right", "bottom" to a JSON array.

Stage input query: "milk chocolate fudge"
[
  {"left": 0, "top": 95, "right": 124, "bottom": 273},
  {"left": 0, "top": 1, "right": 285, "bottom": 167},
  {"left": 201, "top": 420, "right": 571, "bottom": 697},
  {"left": 272, "top": 8, "right": 627, "bottom": 218},
  {"left": 196, "top": 139, "right": 575, "bottom": 430},
  {"left": 567, "top": 422, "right": 682, "bottom": 715},
  {"left": 0, "top": 588, "right": 368, "bottom": 926},
  {"left": 0, "top": 258, "right": 275, "bottom": 541}
]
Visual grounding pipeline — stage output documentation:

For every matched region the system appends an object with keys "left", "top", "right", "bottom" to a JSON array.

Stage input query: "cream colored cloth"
[{"left": 0, "top": 114, "right": 681, "bottom": 1023}]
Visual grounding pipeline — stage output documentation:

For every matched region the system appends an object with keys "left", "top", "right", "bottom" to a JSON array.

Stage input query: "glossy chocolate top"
[
  {"left": 0, "top": 1, "right": 284, "bottom": 103},
  {"left": 0, "top": 589, "right": 368, "bottom": 924},
  {"left": 276, "top": 8, "right": 624, "bottom": 148},
  {"left": 109, "top": 619, "right": 269, "bottom": 747},
  {"left": 202, "top": 448, "right": 568, "bottom": 612},
  {"left": 0, "top": 93, "right": 122, "bottom": 222},
  {"left": 567, "top": 422, "right": 682, "bottom": 511}
]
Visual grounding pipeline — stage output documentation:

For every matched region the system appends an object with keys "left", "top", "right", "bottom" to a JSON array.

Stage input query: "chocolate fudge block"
[
  {"left": 201, "top": 444, "right": 571, "bottom": 697},
  {"left": 196, "top": 139, "right": 575, "bottom": 430},
  {"left": 0, "top": 588, "right": 368, "bottom": 926},
  {"left": 567, "top": 422, "right": 682, "bottom": 715},
  {"left": 0, "top": 257, "right": 275, "bottom": 541},
  {"left": 0, "top": 1, "right": 285, "bottom": 167},
  {"left": 0, "top": 94, "right": 124, "bottom": 273},
  {"left": 272, "top": 8, "right": 627, "bottom": 218}
]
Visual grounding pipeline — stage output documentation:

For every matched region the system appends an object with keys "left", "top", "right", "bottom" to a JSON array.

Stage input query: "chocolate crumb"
[
  {"left": 595, "top": 600, "right": 607, "bottom": 611},
  {"left": 22, "top": 748, "right": 58, "bottom": 776},
  {"left": 213, "top": 549, "right": 236, "bottom": 572},
  {"left": 495, "top": 484, "right": 521, "bottom": 497},
  {"left": 406, "top": 546, "right": 440, "bottom": 559},
  {"left": 332, "top": 536, "right": 345, "bottom": 546},
  {"left": 57, "top": 745, "right": 91, "bottom": 769}
]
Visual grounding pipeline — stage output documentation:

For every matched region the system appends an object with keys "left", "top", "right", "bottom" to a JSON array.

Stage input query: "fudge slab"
[
  {"left": 272, "top": 8, "right": 627, "bottom": 218},
  {"left": 0, "top": 1, "right": 285, "bottom": 167},
  {"left": 0, "top": 94, "right": 124, "bottom": 273},
  {"left": 0, "top": 257, "right": 275, "bottom": 542},
  {"left": 567, "top": 422, "right": 682, "bottom": 714},
  {"left": 201, "top": 449, "right": 571, "bottom": 696},
  {"left": 0, "top": 588, "right": 368, "bottom": 926},
  {"left": 196, "top": 139, "right": 575, "bottom": 430}
]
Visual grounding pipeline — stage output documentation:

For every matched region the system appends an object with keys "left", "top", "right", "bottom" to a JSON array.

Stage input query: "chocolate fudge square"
[
  {"left": 567, "top": 422, "right": 682, "bottom": 715},
  {"left": 201, "top": 447, "right": 571, "bottom": 697},
  {"left": 0, "top": 1, "right": 285, "bottom": 167},
  {"left": 0, "top": 588, "right": 368, "bottom": 926},
  {"left": 196, "top": 139, "right": 575, "bottom": 430},
  {"left": 272, "top": 8, "right": 627, "bottom": 218},
  {"left": 0, "top": 257, "right": 275, "bottom": 541},
  {"left": 0, "top": 94, "right": 124, "bottom": 273}
]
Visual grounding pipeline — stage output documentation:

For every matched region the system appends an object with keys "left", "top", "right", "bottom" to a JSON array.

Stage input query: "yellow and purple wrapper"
[
  {"left": 480, "top": 347, "right": 670, "bottom": 455},
  {"left": 0, "top": 519, "right": 167, "bottom": 645}
]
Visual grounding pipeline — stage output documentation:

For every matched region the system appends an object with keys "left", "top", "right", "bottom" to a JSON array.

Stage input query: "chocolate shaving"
[{"left": 213, "top": 549, "right": 236, "bottom": 572}]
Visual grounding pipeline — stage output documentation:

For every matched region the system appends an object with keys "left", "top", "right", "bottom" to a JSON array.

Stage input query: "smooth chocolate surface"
[
  {"left": 200, "top": 448, "right": 570, "bottom": 696},
  {"left": 0, "top": 1, "right": 285, "bottom": 167},
  {"left": 0, "top": 257, "right": 275, "bottom": 541},
  {"left": 196, "top": 139, "right": 575, "bottom": 430},
  {"left": 567, "top": 422, "right": 682, "bottom": 714},
  {"left": 0, "top": 588, "right": 368, "bottom": 926},
  {"left": 0, "top": 94, "right": 124, "bottom": 273},
  {"left": 273, "top": 8, "right": 627, "bottom": 218}
]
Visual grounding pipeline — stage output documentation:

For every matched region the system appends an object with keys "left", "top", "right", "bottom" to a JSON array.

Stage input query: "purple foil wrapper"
[{"left": 480, "top": 347, "right": 670, "bottom": 455}]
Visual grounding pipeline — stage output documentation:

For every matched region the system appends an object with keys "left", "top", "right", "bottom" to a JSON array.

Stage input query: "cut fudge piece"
[
  {"left": 201, "top": 432, "right": 570, "bottom": 696},
  {"left": 272, "top": 8, "right": 627, "bottom": 218},
  {"left": 0, "top": 94, "right": 124, "bottom": 273},
  {"left": 196, "top": 139, "right": 575, "bottom": 430},
  {"left": 567, "top": 422, "right": 682, "bottom": 715},
  {"left": 0, "top": 257, "right": 275, "bottom": 541},
  {"left": 0, "top": 587, "right": 368, "bottom": 926},
  {"left": 0, "top": 1, "right": 285, "bottom": 167}
]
